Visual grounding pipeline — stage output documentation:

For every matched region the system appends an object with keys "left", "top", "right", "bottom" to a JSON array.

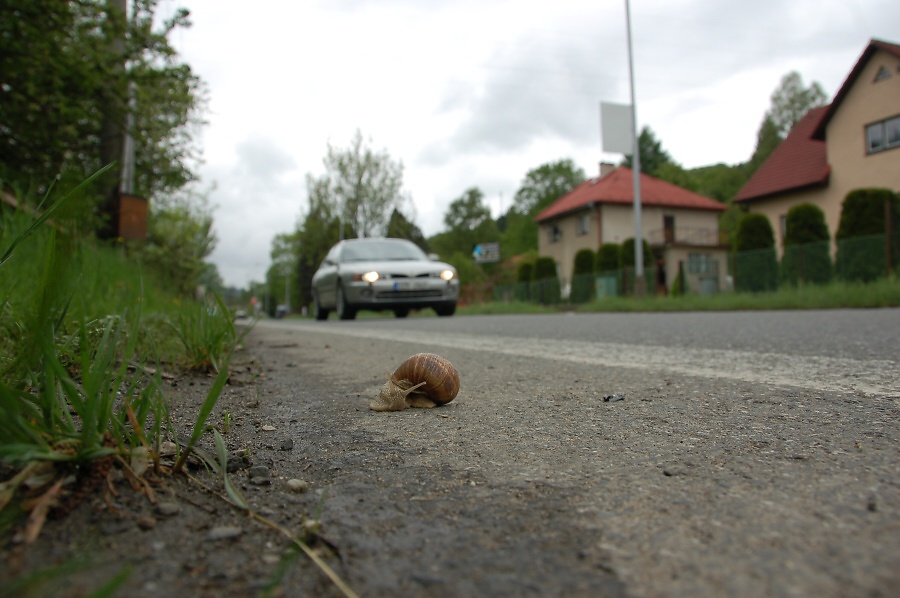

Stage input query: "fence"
[{"left": 480, "top": 232, "right": 898, "bottom": 306}]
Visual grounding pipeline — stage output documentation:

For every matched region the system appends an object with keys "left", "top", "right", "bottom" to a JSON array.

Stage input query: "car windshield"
[{"left": 340, "top": 240, "right": 427, "bottom": 262}]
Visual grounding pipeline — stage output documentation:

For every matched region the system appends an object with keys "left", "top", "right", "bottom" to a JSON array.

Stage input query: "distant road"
[{"left": 258, "top": 309, "right": 900, "bottom": 397}]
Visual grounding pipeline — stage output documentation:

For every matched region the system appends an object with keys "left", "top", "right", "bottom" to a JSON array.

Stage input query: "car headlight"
[
  {"left": 355, "top": 271, "right": 380, "bottom": 283},
  {"left": 439, "top": 269, "right": 455, "bottom": 281}
]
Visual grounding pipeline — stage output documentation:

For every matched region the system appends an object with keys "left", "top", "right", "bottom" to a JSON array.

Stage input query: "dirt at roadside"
[{"left": 2, "top": 322, "right": 899, "bottom": 597}]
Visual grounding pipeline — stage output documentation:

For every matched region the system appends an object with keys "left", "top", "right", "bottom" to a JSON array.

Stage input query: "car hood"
[{"left": 339, "top": 259, "right": 454, "bottom": 277}]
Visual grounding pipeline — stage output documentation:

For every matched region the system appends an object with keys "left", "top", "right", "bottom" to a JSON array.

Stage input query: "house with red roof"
[
  {"left": 735, "top": 39, "right": 900, "bottom": 253},
  {"left": 534, "top": 164, "right": 728, "bottom": 295}
]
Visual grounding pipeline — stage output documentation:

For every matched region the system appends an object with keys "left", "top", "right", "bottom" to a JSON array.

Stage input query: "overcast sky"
[{"left": 161, "top": 0, "right": 900, "bottom": 289}]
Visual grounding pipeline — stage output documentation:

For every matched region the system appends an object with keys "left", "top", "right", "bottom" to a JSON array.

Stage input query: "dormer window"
[{"left": 866, "top": 115, "right": 900, "bottom": 154}]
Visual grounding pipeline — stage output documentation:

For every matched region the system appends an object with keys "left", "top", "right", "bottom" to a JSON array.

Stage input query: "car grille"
[{"left": 374, "top": 289, "right": 444, "bottom": 299}]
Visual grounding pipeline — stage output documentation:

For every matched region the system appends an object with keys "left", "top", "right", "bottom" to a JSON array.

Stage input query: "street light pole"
[{"left": 625, "top": 0, "right": 646, "bottom": 296}]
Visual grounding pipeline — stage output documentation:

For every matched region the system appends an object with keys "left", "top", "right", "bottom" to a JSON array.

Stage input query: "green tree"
[
  {"left": 269, "top": 231, "right": 300, "bottom": 312},
  {"left": 766, "top": 72, "right": 827, "bottom": 139},
  {"left": 748, "top": 115, "right": 782, "bottom": 172},
  {"left": 324, "top": 130, "right": 406, "bottom": 238},
  {"left": 734, "top": 213, "right": 777, "bottom": 292},
  {"left": 435, "top": 187, "right": 498, "bottom": 260},
  {"left": 570, "top": 249, "right": 596, "bottom": 304},
  {"left": 0, "top": 0, "right": 204, "bottom": 229},
  {"left": 502, "top": 159, "right": 585, "bottom": 255},
  {"left": 132, "top": 194, "right": 217, "bottom": 296},
  {"left": 748, "top": 72, "right": 827, "bottom": 172},
  {"left": 386, "top": 208, "right": 429, "bottom": 252},
  {"left": 781, "top": 203, "right": 831, "bottom": 286},
  {"left": 295, "top": 174, "right": 343, "bottom": 309},
  {"left": 621, "top": 126, "right": 675, "bottom": 176},
  {"left": 835, "top": 188, "right": 900, "bottom": 282}
]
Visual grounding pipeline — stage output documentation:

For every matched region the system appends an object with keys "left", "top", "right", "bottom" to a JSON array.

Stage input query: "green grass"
[
  {"left": 0, "top": 183, "right": 244, "bottom": 536},
  {"left": 574, "top": 276, "right": 900, "bottom": 312}
]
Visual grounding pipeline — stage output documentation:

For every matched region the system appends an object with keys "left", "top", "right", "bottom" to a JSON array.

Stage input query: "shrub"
[
  {"left": 835, "top": 188, "right": 900, "bottom": 282},
  {"left": 619, "top": 237, "right": 654, "bottom": 269},
  {"left": 531, "top": 256, "right": 561, "bottom": 304},
  {"left": 734, "top": 213, "right": 777, "bottom": 292},
  {"left": 596, "top": 243, "right": 620, "bottom": 273},
  {"left": 781, "top": 203, "right": 831, "bottom": 286},
  {"left": 570, "top": 248, "right": 596, "bottom": 303}
]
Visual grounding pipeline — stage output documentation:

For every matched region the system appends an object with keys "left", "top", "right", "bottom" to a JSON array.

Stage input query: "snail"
[{"left": 370, "top": 353, "right": 460, "bottom": 412}]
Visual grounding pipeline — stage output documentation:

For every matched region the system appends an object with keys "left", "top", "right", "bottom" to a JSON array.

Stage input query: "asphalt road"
[
  {"left": 260, "top": 309, "right": 900, "bottom": 397},
  {"left": 240, "top": 308, "right": 899, "bottom": 596}
]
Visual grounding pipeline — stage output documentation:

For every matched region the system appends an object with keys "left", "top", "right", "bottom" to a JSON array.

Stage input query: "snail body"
[{"left": 370, "top": 353, "right": 460, "bottom": 412}]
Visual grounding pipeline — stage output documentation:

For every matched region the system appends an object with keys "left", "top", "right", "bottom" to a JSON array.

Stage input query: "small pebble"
[
  {"left": 280, "top": 438, "right": 294, "bottom": 451},
  {"left": 156, "top": 502, "right": 181, "bottom": 517},
  {"left": 248, "top": 465, "right": 272, "bottom": 485},
  {"left": 603, "top": 394, "right": 625, "bottom": 402},
  {"left": 207, "top": 526, "right": 243, "bottom": 541},
  {"left": 136, "top": 515, "right": 156, "bottom": 530},
  {"left": 286, "top": 479, "right": 309, "bottom": 493}
]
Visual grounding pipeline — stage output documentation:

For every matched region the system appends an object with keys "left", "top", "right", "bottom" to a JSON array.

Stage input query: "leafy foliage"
[
  {"left": 430, "top": 187, "right": 498, "bottom": 265},
  {"left": 835, "top": 188, "right": 900, "bottom": 282},
  {"left": 0, "top": 0, "right": 204, "bottom": 219},
  {"left": 129, "top": 193, "right": 217, "bottom": 297},
  {"left": 322, "top": 130, "right": 407, "bottom": 239},
  {"left": 620, "top": 127, "right": 675, "bottom": 176},
  {"left": 765, "top": 72, "right": 828, "bottom": 140},
  {"left": 781, "top": 203, "right": 831, "bottom": 286},
  {"left": 501, "top": 159, "right": 585, "bottom": 256},
  {"left": 734, "top": 213, "right": 777, "bottom": 292},
  {"left": 531, "top": 256, "right": 560, "bottom": 304},
  {"left": 386, "top": 208, "right": 429, "bottom": 251},
  {"left": 570, "top": 249, "right": 596, "bottom": 304},
  {"left": 620, "top": 238, "right": 654, "bottom": 269},
  {"left": 596, "top": 244, "right": 621, "bottom": 273}
]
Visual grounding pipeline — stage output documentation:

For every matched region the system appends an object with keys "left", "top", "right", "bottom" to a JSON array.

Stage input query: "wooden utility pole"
[{"left": 98, "top": 0, "right": 127, "bottom": 238}]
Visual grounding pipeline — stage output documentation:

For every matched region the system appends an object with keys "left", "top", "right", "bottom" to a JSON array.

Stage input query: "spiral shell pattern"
[{"left": 370, "top": 353, "right": 460, "bottom": 411}]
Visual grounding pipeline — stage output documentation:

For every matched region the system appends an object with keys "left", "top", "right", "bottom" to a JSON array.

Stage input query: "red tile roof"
[
  {"left": 813, "top": 39, "right": 900, "bottom": 140},
  {"left": 534, "top": 166, "right": 725, "bottom": 223},
  {"left": 734, "top": 105, "right": 831, "bottom": 203}
]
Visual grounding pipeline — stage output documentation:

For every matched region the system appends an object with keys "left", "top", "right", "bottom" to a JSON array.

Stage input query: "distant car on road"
[{"left": 311, "top": 238, "right": 459, "bottom": 320}]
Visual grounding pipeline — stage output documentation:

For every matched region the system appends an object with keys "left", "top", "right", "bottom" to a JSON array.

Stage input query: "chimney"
[{"left": 599, "top": 162, "right": 616, "bottom": 177}]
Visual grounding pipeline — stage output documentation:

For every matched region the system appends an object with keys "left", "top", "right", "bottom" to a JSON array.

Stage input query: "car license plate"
[{"left": 393, "top": 280, "right": 429, "bottom": 291}]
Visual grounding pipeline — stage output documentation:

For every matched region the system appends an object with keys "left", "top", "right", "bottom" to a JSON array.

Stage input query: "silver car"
[{"left": 311, "top": 238, "right": 459, "bottom": 320}]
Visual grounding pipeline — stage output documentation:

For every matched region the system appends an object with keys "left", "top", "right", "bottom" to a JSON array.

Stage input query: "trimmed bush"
[
  {"left": 619, "top": 237, "right": 654, "bottom": 269},
  {"left": 781, "top": 203, "right": 831, "bottom": 286},
  {"left": 531, "top": 256, "right": 561, "bottom": 304},
  {"left": 734, "top": 213, "right": 777, "bottom": 292},
  {"left": 596, "top": 243, "right": 620, "bottom": 273},
  {"left": 835, "top": 188, "right": 900, "bottom": 282},
  {"left": 570, "top": 248, "right": 596, "bottom": 303}
]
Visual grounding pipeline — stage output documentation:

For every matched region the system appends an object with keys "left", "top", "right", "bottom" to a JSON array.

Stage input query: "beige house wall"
[
  {"left": 747, "top": 47, "right": 900, "bottom": 254},
  {"left": 538, "top": 204, "right": 723, "bottom": 285}
]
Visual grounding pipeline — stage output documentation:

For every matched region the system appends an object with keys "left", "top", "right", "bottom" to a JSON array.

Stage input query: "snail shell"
[{"left": 370, "top": 353, "right": 460, "bottom": 412}]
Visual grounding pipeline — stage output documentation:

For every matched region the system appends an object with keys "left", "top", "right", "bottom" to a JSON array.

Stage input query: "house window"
[
  {"left": 577, "top": 214, "right": 589, "bottom": 236},
  {"left": 549, "top": 224, "right": 562, "bottom": 243},
  {"left": 688, "top": 253, "right": 714, "bottom": 274},
  {"left": 779, "top": 214, "right": 787, "bottom": 240},
  {"left": 866, "top": 115, "right": 900, "bottom": 154},
  {"left": 874, "top": 65, "right": 891, "bottom": 82}
]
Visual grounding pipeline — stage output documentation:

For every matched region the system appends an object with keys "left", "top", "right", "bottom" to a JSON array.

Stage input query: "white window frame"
[{"left": 866, "top": 115, "right": 900, "bottom": 154}]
